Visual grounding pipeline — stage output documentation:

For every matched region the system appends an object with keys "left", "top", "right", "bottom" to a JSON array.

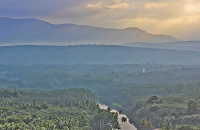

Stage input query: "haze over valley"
[
  {"left": 2, "top": 0, "right": 200, "bottom": 130},
  {"left": 1, "top": 45, "right": 200, "bottom": 65}
]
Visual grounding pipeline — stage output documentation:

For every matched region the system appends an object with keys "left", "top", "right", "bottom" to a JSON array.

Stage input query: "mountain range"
[{"left": 0, "top": 17, "right": 178, "bottom": 45}]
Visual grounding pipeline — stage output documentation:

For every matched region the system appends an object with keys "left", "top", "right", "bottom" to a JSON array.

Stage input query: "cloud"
[
  {"left": 1, "top": 0, "right": 200, "bottom": 40},
  {"left": 185, "top": 3, "right": 200, "bottom": 13},
  {"left": 86, "top": 1, "right": 129, "bottom": 9},
  {"left": 105, "top": 2, "right": 130, "bottom": 9},
  {"left": 86, "top": 3, "right": 102, "bottom": 8},
  {"left": 145, "top": 3, "right": 169, "bottom": 9}
]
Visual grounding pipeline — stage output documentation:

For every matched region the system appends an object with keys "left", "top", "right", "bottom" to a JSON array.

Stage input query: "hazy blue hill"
[
  {"left": 0, "top": 45, "right": 200, "bottom": 64},
  {"left": 0, "top": 17, "right": 178, "bottom": 45},
  {"left": 122, "top": 41, "right": 200, "bottom": 52}
]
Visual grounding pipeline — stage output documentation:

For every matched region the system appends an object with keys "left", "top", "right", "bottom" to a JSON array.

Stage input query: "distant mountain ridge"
[
  {"left": 0, "top": 45, "right": 200, "bottom": 65},
  {"left": 0, "top": 17, "right": 178, "bottom": 45},
  {"left": 122, "top": 41, "right": 200, "bottom": 52}
]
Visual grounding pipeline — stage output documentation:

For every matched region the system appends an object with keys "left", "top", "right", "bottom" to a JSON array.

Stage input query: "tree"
[
  {"left": 165, "top": 122, "right": 172, "bottom": 130},
  {"left": 32, "top": 100, "right": 37, "bottom": 106},
  {"left": 121, "top": 117, "right": 127, "bottom": 124},
  {"left": 75, "top": 101, "right": 80, "bottom": 107},
  {"left": 60, "top": 102, "right": 65, "bottom": 107},
  {"left": 85, "top": 100, "right": 90, "bottom": 107},
  {"left": 41, "top": 102, "right": 50, "bottom": 109},
  {"left": 158, "top": 122, "right": 165, "bottom": 130},
  {"left": 175, "top": 124, "right": 180, "bottom": 130},
  {"left": 96, "top": 104, "right": 100, "bottom": 110},
  {"left": 78, "top": 115, "right": 89, "bottom": 127},
  {"left": 176, "top": 125, "right": 196, "bottom": 130},
  {"left": 187, "top": 101, "right": 198, "bottom": 114},
  {"left": 63, "top": 126, "right": 69, "bottom": 130},
  {"left": 147, "top": 96, "right": 159, "bottom": 105},
  {"left": 68, "top": 101, "right": 72, "bottom": 107},
  {"left": 70, "top": 126, "right": 79, "bottom": 130},
  {"left": 113, "top": 122, "right": 121, "bottom": 130},
  {"left": 147, "top": 121, "right": 152, "bottom": 129},
  {"left": 141, "top": 117, "right": 147, "bottom": 130},
  {"left": 141, "top": 118, "right": 147, "bottom": 127},
  {"left": 107, "top": 107, "right": 111, "bottom": 112}
]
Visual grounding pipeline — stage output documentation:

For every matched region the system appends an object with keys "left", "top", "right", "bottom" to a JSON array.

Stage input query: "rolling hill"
[
  {"left": 122, "top": 41, "right": 200, "bottom": 52},
  {"left": 0, "top": 45, "right": 200, "bottom": 65}
]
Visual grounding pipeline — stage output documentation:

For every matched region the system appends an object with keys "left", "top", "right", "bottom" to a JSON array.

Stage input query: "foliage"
[
  {"left": 2, "top": 64, "right": 200, "bottom": 129},
  {"left": 0, "top": 89, "right": 117, "bottom": 130},
  {"left": 176, "top": 125, "right": 198, "bottom": 130}
]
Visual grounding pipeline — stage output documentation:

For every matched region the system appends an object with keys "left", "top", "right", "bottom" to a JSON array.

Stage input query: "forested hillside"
[
  {"left": 0, "top": 88, "right": 120, "bottom": 130},
  {"left": 1, "top": 64, "right": 200, "bottom": 129},
  {"left": 1, "top": 45, "right": 200, "bottom": 64}
]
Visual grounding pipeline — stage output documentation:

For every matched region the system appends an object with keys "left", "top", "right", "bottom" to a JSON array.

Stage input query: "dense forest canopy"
[
  {"left": 1, "top": 64, "right": 200, "bottom": 129},
  {"left": 0, "top": 88, "right": 120, "bottom": 130}
]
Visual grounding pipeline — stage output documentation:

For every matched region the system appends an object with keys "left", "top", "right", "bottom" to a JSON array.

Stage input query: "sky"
[{"left": 1, "top": 0, "right": 200, "bottom": 41}]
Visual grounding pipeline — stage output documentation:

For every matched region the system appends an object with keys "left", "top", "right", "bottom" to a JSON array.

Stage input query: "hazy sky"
[{"left": 1, "top": 0, "right": 200, "bottom": 40}]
